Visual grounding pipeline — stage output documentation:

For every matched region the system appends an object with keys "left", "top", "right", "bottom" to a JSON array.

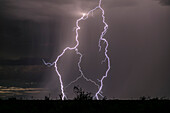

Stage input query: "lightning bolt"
[{"left": 43, "top": 0, "right": 110, "bottom": 100}]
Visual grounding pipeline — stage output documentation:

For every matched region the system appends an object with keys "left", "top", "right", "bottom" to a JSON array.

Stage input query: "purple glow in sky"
[
  {"left": 0, "top": 0, "right": 170, "bottom": 99},
  {"left": 43, "top": 0, "right": 110, "bottom": 100}
]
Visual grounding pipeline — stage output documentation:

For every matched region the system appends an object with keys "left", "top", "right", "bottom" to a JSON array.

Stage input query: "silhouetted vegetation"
[
  {"left": 44, "top": 94, "right": 51, "bottom": 100},
  {"left": 0, "top": 86, "right": 170, "bottom": 113},
  {"left": 139, "top": 96, "right": 147, "bottom": 100},
  {"left": 44, "top": 96, "right": 50, "bottom": 100},
  {"left": 139, "top": 96, "right": 169, "bottom": 101},
  {"left": 58, "top": 94, "right": 62, "bottom": 100},
  {"left": 8, "top": 97, "right": 17, "bottom": 100},
  {"left": 73, "top": 86, "right": 93, "bottom": 100}
]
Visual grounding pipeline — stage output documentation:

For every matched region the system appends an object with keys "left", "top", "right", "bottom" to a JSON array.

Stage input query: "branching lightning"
[{"left": 43, "top": 0, "right": 110, "bottom": 100}]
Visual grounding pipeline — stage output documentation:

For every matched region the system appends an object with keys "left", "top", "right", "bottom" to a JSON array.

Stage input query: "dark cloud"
[
  {"left": 0, "top": 0, "right": 138, "bottom": 21},
  {"left": 105, "top": 0, "right": 137, "bottom": 8},
  {"left": 159, "top": 0, "right": 170, "bottom": 5},
  {"left": 0, "top": 16, "right": 62, "bottom": 60},
  {"left": 0, "top": 57, "right": 43, "bottom": 65},
  {"left": 0, "top": 0, "right": 68, "bottom": 21},
  {"left": 0, "top": 0, "right": 97, "bottom": 21}
]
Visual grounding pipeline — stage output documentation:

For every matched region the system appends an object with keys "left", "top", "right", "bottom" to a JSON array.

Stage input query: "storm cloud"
[
  {"left": 0, "top": 0, "right": 139, "bottom": 21},
  {"left": 159, "top": 0, "right": 170, "bottom": 5},
  {"left": 0, "top": 0, "right": 170, "bottom": 99}
]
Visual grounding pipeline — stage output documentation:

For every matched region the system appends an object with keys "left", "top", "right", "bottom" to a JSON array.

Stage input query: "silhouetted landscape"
[
  {"left": 0, "top": 86, "right": 170, "bottom": 113},
  {"left": 1, "top": 0, "right": 170, "bottom": 112}
]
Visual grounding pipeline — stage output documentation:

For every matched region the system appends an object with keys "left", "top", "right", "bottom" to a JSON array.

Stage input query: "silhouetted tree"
[
  {"left": 8, "top": 97, "right": 17, "bottom": 100},
  {"left": 58, "top": 94, "right": 62, "bottom": 100},
  {"left": 44, "top": 96, "right": 49, "bottom": 100},
  {"left": 57, "top": 94, "right": 67, "bottom": 100},
  {"left": 31, "top": 96, "right": 34, "bottom": 100},
  {"left": 160, "top": 96, "right": 169, "bottom": 100},
  {"left": 139, "top": 96, "right": 146, "bottom": 100},
  {"left": 102, "top": 96, "right": 107, "bottom": 100},
  {"left": 44, "top": 93, "right": 51, "bottom": 100},
  {"left": 73, "top": 86, "right": 93, "bottom": 100},
  {"left": 150, "top": 97, "right": 159, "bottom": 100}
]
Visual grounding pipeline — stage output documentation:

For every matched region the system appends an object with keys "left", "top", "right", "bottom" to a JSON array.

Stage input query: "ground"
[{"left": 0, "top": 100, "right": 170, "bottom": 113}]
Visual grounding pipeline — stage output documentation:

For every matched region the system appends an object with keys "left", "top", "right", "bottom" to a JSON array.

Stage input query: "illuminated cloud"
[
  {"left": 0, "top": 0, "right": 138, "bottom": 21},
  {"left": 0, "top": 86, "right": 47, "bottom": 98}
]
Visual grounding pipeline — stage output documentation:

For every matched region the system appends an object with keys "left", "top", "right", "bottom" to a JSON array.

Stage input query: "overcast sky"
[{"left": 0, "top": 0, "right": 170, "bottom": 99}]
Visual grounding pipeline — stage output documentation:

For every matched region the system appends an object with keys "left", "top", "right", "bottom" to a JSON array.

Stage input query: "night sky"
[{"left": 0, "top": 0, "right": 170, "bottom": 99}]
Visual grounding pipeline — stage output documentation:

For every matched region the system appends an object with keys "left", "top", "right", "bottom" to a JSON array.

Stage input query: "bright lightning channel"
[{"left": 43, "top": 0, "right": 110, "bottom": 100}]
